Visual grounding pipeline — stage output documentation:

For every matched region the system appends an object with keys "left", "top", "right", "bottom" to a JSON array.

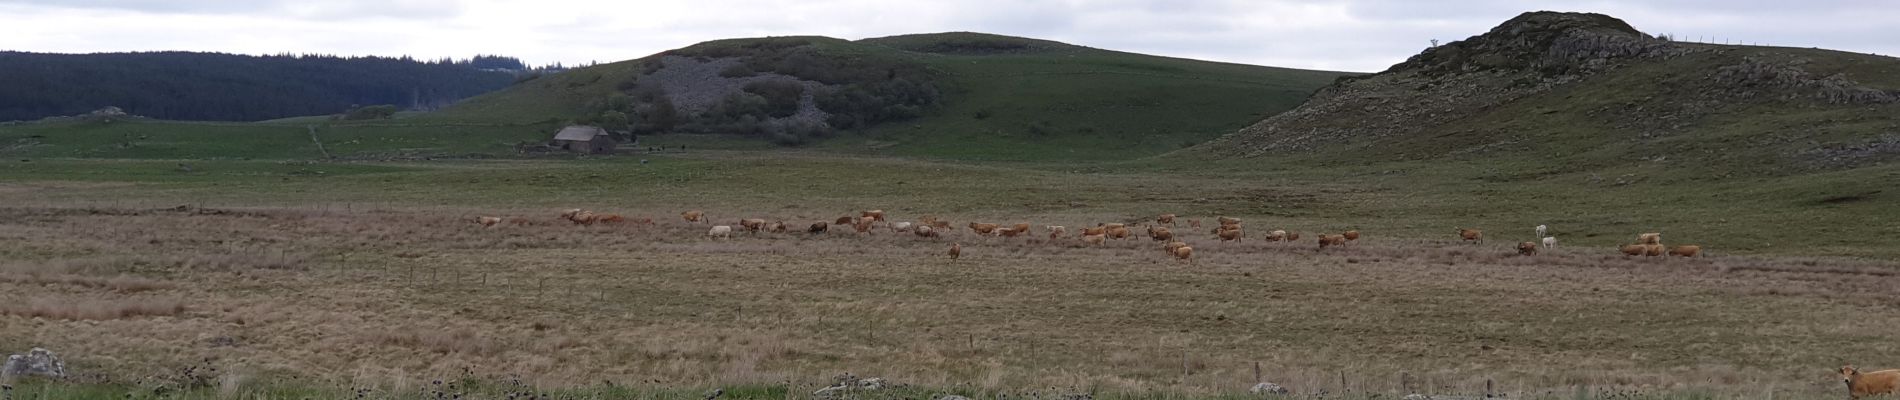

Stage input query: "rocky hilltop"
[{"left": 1197, "top": 11, "right": 1900, "bottom": 174}]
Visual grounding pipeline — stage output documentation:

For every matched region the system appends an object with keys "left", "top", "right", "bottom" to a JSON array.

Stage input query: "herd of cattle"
[{"left": 471, "top": 210, "right": 1706, "bottom": 263}]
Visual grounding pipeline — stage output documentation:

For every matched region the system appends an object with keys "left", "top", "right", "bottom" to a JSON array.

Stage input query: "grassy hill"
[
  {"left": 433, "top": 32, "right": 1348, "bottom": 160},
  {"left": 1190, "top": 11, "right": 1900, "bottom": 177}
]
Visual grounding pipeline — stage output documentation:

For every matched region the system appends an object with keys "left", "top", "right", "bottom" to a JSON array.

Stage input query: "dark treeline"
[{"left": 0, "top": 51, "right": 538, "bottom": 122}]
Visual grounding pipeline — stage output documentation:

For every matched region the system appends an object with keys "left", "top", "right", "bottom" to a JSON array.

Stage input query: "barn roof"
[{"left": 552, "top": 125, "right": 608, "bottom": 141}]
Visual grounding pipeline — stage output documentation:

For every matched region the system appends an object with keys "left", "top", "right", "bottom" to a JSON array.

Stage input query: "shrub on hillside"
[
  {"left": 742, "top": 80, "right": 804, "bottom": 118},
  {"left": 341, "top": 104, "right": 399, "bottom": 120}
]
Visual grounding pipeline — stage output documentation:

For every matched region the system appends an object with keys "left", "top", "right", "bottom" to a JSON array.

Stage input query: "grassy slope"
[
  {"left": 432, "top": 33, "right": 1348, "bottom": 161},
  {"left": 834, "top": 34, "right": 1345, "bottom": 160}
]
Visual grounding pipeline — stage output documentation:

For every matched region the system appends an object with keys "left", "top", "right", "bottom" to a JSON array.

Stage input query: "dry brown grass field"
[{"left": 2, "top": 153, "right": 1899, "bottom": 399}]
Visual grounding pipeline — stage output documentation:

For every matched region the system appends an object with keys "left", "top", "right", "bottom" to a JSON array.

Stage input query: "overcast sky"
[{"left": 2, "top": 0, "right": 1894, "bottom": 72}]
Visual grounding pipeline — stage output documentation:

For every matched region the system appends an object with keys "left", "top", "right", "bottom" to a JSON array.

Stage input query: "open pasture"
[{"left": 3, "top": 152, "right": 1900, "bottom": 399}]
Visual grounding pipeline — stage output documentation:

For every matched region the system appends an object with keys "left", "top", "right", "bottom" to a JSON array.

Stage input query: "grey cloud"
[{"left": 0, "top": 0, "right": 464, "bottom": 19}]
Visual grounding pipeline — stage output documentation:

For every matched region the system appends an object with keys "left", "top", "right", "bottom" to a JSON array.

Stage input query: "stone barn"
[{"left": 550, "top": 125, "right": 616, "bottom": 154}]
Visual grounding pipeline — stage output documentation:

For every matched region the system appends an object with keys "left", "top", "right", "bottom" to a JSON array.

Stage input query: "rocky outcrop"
[
  {"left": 1, "top": 348, "right": 66, "bottom": 381},
  {"left": 1202, "top": 12, "right": 1693, "bottom": 158}
]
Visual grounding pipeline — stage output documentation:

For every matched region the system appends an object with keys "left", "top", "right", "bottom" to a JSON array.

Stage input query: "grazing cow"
[
  {"left": 1317, "top": 234, "right": 1346, "bottom": 250},
  {"left": 596, "top": 214, "right": 626, "bottom": 224},
  {"left": 890, "top": 222, "right": 914, "bottom": 233},
  {"left": 1644, "top": 243, "right": 1665, "bottom": 257},
  {"left": 769, "top": 221, "right": 788, "bottom": 233},
  {"left": 1542, "top": 236, "right": 1557, "bottom": 249},
  {"left": 681, "top": 210, "right": 706, "bottom": 224},
  {"left": 1147, "top": 226, "right": 1174, "bottom": 241},
  {"left": 1163, "top": 241, "right": 1189, "bottom": 255},
  {"left": 707, "top": 225, "right": 733, "bottom": 240},
  {"left": 808, "top": 222, "right": 830, "bottom": 234},
  {"left": 738, "top": 218, "right": 767, "bottom": 233},
  {"left": 1668, "top": 245, "right": 1702, "bottom": 257},
  {"left": 564, "top": 210, "right": 600, "bottom": 225},
  {"left": 1619, "top": 244, "right": 1647, "bottom": 256},
  {"left": 1286, "top": 232, "right": 1300, "bottom": 242},
  {"left": 560, "top": 208, "right": 585, "bottom": 221},
  {"left": 1264, "top": 230, "right": 1288, "bottom": 242},
  {"left": 930, "top": 220, "right": 952, "bottom": 231},
  {"left": 1080, "top": 226, "right": 1107, "bottom": 237},
  {"left": 949, "top": 243, "right": 962, "bottom": 260},
  {"left": 1080, "top": 234, "right": 1107, "bottom": 246},
  {"left": 1188, "top": 219, "right": 1202, "bottom": 229},
  {"left": 1842, "top": 365, "right": 1900, "bottom": 400},
  {"left": 1045, "top": 226, "right": 1067, "bottom": 241},
  {"left": 862, "top": 210, "right": 886, "bottom": 223},
  {"left": 1172, "top": 245, "right": 1194, "bottom": 263},
  {"left": 476, "top": 216, "right": 503, "bottom": 228},
  {"left": 1342, "top": 230, "right": 1360, "bottom": 244},
  {"left": 1216, "top": 227, "right": 1243, "bottom": 243},
  {"left": 853, "top": 217, "right": 874, "bottom": 235},
  {"left": 1457, "top": 228, "right": 1483, "bottom": 244},
  {"left": 1010, "top": 223, "right": 1031, "bottom": 234},
  {"left": 1157, "top": 213, "right": 1177, "bottom": 227},
  {"left": 1638, "top": 232, "right": 1662, "bottom": 245},
  {"left": 1516, "top": 241, "right": 1539, "bottom": 256},
  {"left": 914, "top": 226, "right": 940, "bottom": 239},
  {"left": 968, "top": 223, "right": 1000, "bottom": 235},
  {"left": 835, "top": 216, "right": 856, "bottom": 225},
  {"left": 1105, "top": 226, "right": 1133, "bottom": 240},
  {"left": 997, "top": 228, "right": 1024, "bottom": 238}
]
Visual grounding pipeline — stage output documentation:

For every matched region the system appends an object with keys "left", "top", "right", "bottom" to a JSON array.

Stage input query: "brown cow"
[
  {"left": 835, "top": 216, "right": 856, "bottom": 225},
  {"left": 1620, "top": 244, "right": 1647, "bottom": 256},
  {"left": 1163, "top": 240, "right": 1189, "bottom": 255},
  {"left": 1216, "top": 227, "right": 1243, "bottom": 243},
  {"left": 1010, "top": 223, "right": 1031, "bottom": 234},
  {"left": 1342, "top": 230, "right": 1360, "bottom": 244},
  {"left": 1217, "top": 216, "right": 1241, "bottom": 227},
  {"left": 1157, "top": 213, "right": 1177, "bottom": 227},
  {"left": 1080, "top": 226, "right": 1107, "bottom": 237},
  {"left": 1317, "top": 234, "right": 1346, "bottom": 250},
  {"left": 1080, "top": 234, "right": 1107, "bottom": 246},
  {"left": 1147, "top": 226, "right": 1174, "bottom": 241},
  {"left": 968, "top": 222, "right": 1000, "bottom": 235},
  {"left": 1187, "top": 219, "right": 1201, "bottom": 229},
  {"left": 738, "top": 218, "right": 767, "bottom": 233},
  {"left": 1842, "top": 365, "right": 1900, "bottom": 400},
  {"left": 914, "top": 226, "right": 940, "bottom": 239},
  {"left": 681, "top": 210, "right": 706, "bottom": 224},
  {"left": 1669, "top": 245, "right": 1702, "bottom": 257},
  {"left": 948, "top": 243, "right": 961, "bottom": 260},
  {"left": 1457, "top": 228, "right": 1483, "bottom": 244},
  {"left": 1105, "top": 226, "right": 1133, "bottom": 240},
  {"left": 862, "top": 210, "right": 886, "bottom": 222},
  {"left": 1172, "top": 245, "right": 1194, "bottom": 263},
  {"left": 1516, "top": 241, "right": 1539, "bottom": 256}
]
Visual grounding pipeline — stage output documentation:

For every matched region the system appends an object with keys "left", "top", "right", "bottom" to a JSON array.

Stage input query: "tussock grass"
[{"left": 0, "top": 297, "right": 185, "bottom": 320}]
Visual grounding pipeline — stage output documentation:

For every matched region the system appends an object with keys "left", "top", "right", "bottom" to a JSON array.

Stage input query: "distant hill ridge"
[{"left": 0, "top": 51, "right": 522, "bottom": 122}]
